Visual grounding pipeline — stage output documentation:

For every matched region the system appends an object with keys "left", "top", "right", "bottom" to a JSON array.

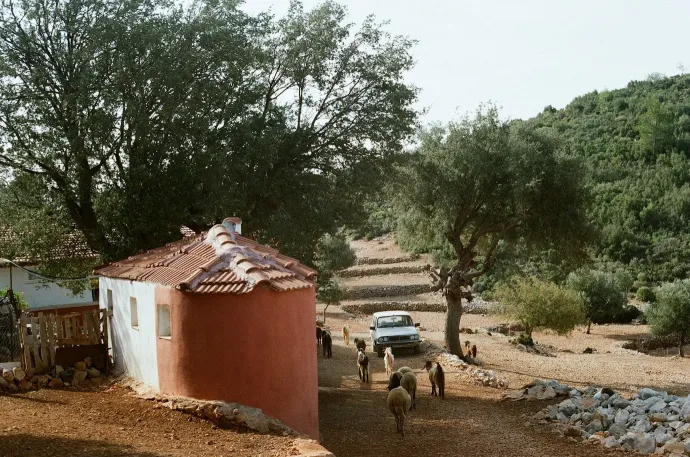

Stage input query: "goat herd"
[{"left": 316, "top": 323, "right": 447, "bottom": 437}]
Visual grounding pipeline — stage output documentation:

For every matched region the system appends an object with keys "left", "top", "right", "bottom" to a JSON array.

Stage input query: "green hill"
[{"left": 526, "top": 74, "right": 690, "bottom": 283}]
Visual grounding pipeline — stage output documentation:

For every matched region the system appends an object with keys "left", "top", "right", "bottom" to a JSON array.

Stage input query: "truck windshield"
[{"left": 377, "top": 315, "right": 413, "bottom": 328}]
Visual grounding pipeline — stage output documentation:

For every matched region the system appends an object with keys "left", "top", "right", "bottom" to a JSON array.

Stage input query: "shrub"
[
  {"left": 493, "top": 276, "right": 586, "bottom": 337},
  {"left": 313, "top": 232, "right": 356, "bottom": 274},
  {"left": 636, "top": 286, "right": 656, "bottom": 303},
  {"left": 0, "top": 288, "right": 28, "bottom": 310},
  {"left": 646, "top": 279, "right": 690, "bottom": 356}
]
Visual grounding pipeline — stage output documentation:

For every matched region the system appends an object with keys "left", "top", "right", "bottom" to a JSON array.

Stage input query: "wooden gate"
[{"left": 19, "top": 309, "right": 108, "bottom": 373}]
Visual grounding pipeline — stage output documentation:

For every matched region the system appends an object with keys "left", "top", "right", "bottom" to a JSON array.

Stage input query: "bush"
[
  {"left": 0, "top": 288, "right": 28, "bottom": 310},
  {"left": 636, "top": 286, "right": 656, "bottom": 302},
  {"left": 493, "top": 276, "right": 586, "bottom": 337}
]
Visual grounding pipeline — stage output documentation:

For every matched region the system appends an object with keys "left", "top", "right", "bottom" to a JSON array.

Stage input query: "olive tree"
[
  {"left": 493, "top": 277, "right": 586, "bottom": 341},
  {"left": 646, "top": 279, "right": 690, "bottom": 357},
  {"left": 391, "top": 106, "right": 591, "bottom": 357},
  {"left": 566, "top": 269, "right": 627, "bottom": 334},
  {"left": 314, "top": 232, "right": 356, "bottom": 323}
]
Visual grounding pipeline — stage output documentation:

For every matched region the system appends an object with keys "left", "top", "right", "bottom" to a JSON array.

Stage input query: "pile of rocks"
[
  {"left": 0, "top": 359, "right": 103, "bottom": 393},
  {"left": 438, "top": 353, "right": 509, "bottom": 389},
  {"left": 532, "top": 385, "right": 690, "bottom": 455}
]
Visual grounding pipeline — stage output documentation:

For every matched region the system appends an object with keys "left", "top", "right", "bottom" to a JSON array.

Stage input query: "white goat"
[
  {"left": 384, "top": 347, "right": 395, "bottom": 377},
  {"left": 342, "top": 325, "right": 350, "bottom": 345}
]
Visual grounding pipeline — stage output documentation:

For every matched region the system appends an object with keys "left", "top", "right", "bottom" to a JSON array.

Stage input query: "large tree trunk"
[{"left": 444, "top": 294, "right": 464, "bottom": 357}]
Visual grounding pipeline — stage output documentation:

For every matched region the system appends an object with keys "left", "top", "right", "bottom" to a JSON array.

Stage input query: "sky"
[{"left": 242, "top": 0, "right": 690, "bottom": 123}]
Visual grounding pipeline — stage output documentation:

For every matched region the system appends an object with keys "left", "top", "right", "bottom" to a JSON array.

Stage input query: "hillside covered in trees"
[{"left": 526, "top": 73, "right": 690, "bottom": 284}]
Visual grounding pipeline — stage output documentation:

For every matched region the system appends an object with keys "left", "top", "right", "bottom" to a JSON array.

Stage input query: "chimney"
[{"left": 222, "top": 217, "right": 242, "bottom": 235}]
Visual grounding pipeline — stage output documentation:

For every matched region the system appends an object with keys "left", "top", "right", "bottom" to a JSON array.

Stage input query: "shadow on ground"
[{"left": 0, "top": 435, "right": 161, "bottom": 457}]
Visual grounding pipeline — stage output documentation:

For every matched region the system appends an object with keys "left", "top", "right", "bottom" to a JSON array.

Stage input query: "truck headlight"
[
  {"left": 378, "top": 337, "right": 388, "bottom": 343},
  {"left": 412, "top": 334, "right": 419, "bottom": 340}
]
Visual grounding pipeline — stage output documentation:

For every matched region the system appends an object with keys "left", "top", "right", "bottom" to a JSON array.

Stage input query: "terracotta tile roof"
[
  {"left": 94, "top": 218, "right": 316, "bottom": 294},
  {"left": 0, "top": 227, "right": 98, "bottom": 265}
]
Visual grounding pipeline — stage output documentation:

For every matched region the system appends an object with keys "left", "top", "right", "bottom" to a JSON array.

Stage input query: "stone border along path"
[
  {"left": 120, "top": 377, "right": 335, "bottom": 457},
  {"left": 520, "top": 380, "right": 690, "bottom": 455}
]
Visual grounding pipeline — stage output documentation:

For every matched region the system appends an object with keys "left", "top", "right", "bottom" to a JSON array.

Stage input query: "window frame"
[
  {"left": 130, "top": 297, "right": 139, "bottom": 329},
  {"left": 157, "top": 304, "right": 172, "bottom": 339}
]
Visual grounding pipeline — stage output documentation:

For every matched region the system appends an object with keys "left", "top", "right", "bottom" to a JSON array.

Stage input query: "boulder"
[
  {"left": 0, "top": 376, "right": 7, "bottom": 389},
  {"left": 74, "top": 361, "right": 87, "bottom": 372},
  {"left": 87, "top": 368, "right": 101, "bottom": 378},
  {"left": 558, "top": 399, "right": 578, "bottom": 416},
  {"left": 2, "top": 369, "right": 14, "bottom": 383},
  {"left": 640, "top": 388, "right": 663, "bottom": 400},
  {"left": 72, "top": 369, "right": 88, "bottom": 386},
  {"left": 17, "top": 379, "right": 32, "bottom": 391},
  {"left": 12, "top": 367, "right": 26, "bottom": 382},
  {"left": 662, "top": 442, "right": 686, "bottom": 454},
  {"left": 680, "top": 397, "right": 690, "bottom": 422},
  {"left": 649, "top": 399, "right": 668, "bottom": 413},
  {"left": 585, "top": 420, "right": 604, "bottom": 434},
  {"left": 602, "top": 436, "right": 621, "bottom": 448},
  {"left": 615, "top": 408, "right": 630, "bottom": 425},
  {"left": 48, "top": 377, "right": 64, "bottom": 388},
  {"left": 621, "top": 433, "right": 656, "bottom": 454}
]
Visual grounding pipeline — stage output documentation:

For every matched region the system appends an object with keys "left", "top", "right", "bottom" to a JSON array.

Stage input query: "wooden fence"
[{"left": 19, "top": 309, "right": 108, "bottom": 373}]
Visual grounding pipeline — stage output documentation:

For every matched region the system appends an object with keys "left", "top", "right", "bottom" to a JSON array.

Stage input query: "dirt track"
[{"left": 317, "top": 339, "right": 620, "bottom": 457}]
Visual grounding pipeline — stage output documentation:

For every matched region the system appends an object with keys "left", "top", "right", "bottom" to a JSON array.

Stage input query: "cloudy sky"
[{"left": 242, "top": 0, "right": 690, "bottom": 123}]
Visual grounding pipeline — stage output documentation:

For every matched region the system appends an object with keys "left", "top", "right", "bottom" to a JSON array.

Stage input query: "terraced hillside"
[{"left": 337, "top": 235, "right": 494, "bottom": 316}]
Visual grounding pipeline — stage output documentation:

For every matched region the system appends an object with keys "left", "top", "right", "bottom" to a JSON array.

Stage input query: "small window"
[
  {"left": 107, "top": 289, "right": 113, "bottom": 310},
  {"left": 157, "top": 305, "right": 171, "bottom": 338},
  {"left": 130, "top": 297, "right": 138, "bottom": 328}
]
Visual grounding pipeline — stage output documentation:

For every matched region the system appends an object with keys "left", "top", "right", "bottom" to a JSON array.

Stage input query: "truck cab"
[{"left": 369, "top": 310, "right": 421, "bottom": 357}]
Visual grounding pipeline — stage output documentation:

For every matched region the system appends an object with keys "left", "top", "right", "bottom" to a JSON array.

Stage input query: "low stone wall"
[
  {"left": 342, "top": 299, "right": 494, "bottom": 315},
  {"left": 339, "top": 264, "right": 426, "bottom": 278},
  {"left": 120, "top": 378, "right": 335, "bottom": 456},
  {"left": 343, "top": 283, "right": 433, "bottom": 300},
  {"left": 342, "top": 302, "right": 447, "bottom": 315},
  {"left": 355, "top": 254, "right": 420, "bottom": 265}
]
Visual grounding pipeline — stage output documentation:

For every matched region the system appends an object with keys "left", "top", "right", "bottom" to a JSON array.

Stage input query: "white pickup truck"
[{"left": 369, "top": 310, "right": 421, "bottom": 357}]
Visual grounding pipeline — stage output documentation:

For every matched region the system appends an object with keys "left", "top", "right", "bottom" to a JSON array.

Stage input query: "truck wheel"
[{"left": 413, "top": 344, "right": 421, "bottom": 354}]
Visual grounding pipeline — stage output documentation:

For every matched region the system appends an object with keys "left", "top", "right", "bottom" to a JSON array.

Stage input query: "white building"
[{"left": 0, "top": 228, "right": 98, "bottom": 312}]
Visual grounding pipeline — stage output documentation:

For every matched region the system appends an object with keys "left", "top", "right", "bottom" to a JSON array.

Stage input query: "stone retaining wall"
[
  {"left": 343, "top": 284, "right": 433, "bottom": 300},
  {"left": 339, "top": 264, "right": 426, "bottom": 278},
  {"left": 342, "top": 302, "right": 447, "bottom": 315},
  {"left": 355, "top": 254, "right": 420, "bottom": 265}
]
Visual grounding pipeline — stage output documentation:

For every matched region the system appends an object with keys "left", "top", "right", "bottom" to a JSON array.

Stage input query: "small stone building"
[{"left": 94, "top": 218, "right": 319, "bottom": 438}]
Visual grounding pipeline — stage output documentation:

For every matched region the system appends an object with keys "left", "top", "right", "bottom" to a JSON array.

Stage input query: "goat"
[
  {"left": 471, "top": 344, "right": 477, "bottom": 359},
  {"left": 464, "top": 340, "right": 471, "bottom": 354},
  {"left": 357, "top": 347, "right": 369, "bottom": 382},
  {"left": 424, "top": 361, "right": 445, "bottom": 399},
  {"left": 322, "top": 331, "right": 332, "bottom": 358},
  {"left": 342, "top": 325, "right": 350, "bottom": 345},
  {"left": 384, "top": 347, "right": 395, "bottom": 377},
  {"left": 316, "top": 327, "right": 323, "bottom": 346},
  {"left": 354, "top": 338, "right": 366, "bottom": 353}
]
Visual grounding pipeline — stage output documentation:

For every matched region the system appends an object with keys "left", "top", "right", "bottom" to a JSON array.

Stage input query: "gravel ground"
[{"left": 0, "top": 384, "right": 297, "bottom": 457}]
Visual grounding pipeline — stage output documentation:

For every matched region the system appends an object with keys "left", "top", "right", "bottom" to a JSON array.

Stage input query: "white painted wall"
[
  {"left": 99, "top": 277, "right": 159, "bottom": 390},
  {"left": 0, "top": 265, "right": 94, "bottom": 310}
]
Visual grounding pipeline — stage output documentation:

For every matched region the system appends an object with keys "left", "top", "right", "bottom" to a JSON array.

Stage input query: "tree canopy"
[
  {"left": 528, "top": 74, "right": 690, "bottom": 284},
  {"left": 0, "top": 0, "right": 418, "bottom": 273},
  {"left": 390, "top": 106, "right": 591, "bottom": 356}
]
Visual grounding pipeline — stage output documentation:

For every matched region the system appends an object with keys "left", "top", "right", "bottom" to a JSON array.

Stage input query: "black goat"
[
  {"left": 316, "top": 327, "right": 323, "bottom": 346},
  {"left": 322, "top": 331, "right": 332, "bottom": 358}
]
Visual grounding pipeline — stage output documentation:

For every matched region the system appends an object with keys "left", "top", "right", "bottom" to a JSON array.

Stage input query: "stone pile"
[
  {"left": 0, "top": 358, "right": 103, "bottom": 393},
  {"left": 438, "top": 353, "right": 509, "bottom": 389},
  {"left": 531, "top": 385, "right": 690, "bottom": 455}
]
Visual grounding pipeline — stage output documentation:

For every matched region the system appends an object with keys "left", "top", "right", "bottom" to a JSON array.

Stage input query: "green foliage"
[
  {"left": 316, "top": 276, "right": 345, "bottom": 305},
  {"left": 313, "top": 232, "right": 357, "bottom": 276},
  {"left": 528, "top": 74, "right": 690, "bottom": 284},
  {"left": 0, "top": 288, "right": 28, "bottom": 310},
  {"left": 646, "top": 279, "right": 690, "bottom": 354},
  {"left": 636, "top": 286, "right": 656, "bottom": 303},
  {"left": 0, "top": 0, "right": 418, "bottom": 274},
  {"left": 493, "top": 277, "right": 586, "bottom": 337},
  {"left": 566, "top": 269, "right": 627, "bottom": 324},
  {"left": 391, "top": 105, "right": 592, "bottom": 281}
]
